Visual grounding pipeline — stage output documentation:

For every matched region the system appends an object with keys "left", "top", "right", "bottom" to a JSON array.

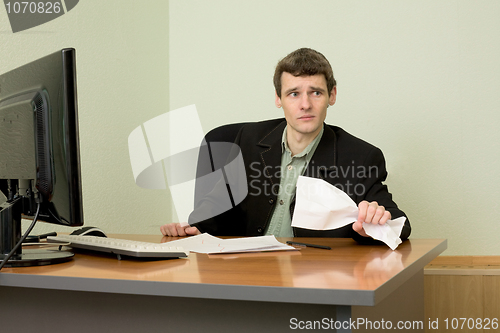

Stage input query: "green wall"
[{"left": 0, "top": 1, "right": 171, "bottom": 235}]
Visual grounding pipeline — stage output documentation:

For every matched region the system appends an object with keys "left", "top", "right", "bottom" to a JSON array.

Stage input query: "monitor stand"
[
  {"left": 0, "top": 249, "right": 74, "bottom": 267},
  {"left": 0, "top": 198, "right": 73, "bottom": 268}
]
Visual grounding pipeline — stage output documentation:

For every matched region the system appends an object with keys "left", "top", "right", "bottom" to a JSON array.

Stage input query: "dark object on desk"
[
  {"left": 70, "top": 226, "right": 107, "bottom": 238},
  {"left": 24, "top": 232, "right": 58, "bottom": 243},
  {"left": 0, "top": 48, "right": 82, "bottom": 268},
  {"left": 286, "top": 241, "right": 332, "bottom": 250}
]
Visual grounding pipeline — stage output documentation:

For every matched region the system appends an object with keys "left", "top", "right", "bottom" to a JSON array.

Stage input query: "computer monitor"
[{"left": 0, "top": 48, "right": 83, "bottom": 267}]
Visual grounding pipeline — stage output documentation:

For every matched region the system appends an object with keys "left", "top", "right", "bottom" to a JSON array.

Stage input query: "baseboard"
[{"left": 425, "top": 256, "right": 500, "bottom": 275}]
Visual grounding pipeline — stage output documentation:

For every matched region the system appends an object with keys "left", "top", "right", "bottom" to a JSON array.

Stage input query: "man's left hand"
[{"left": 352, "top": 201, "right": 391, "bottom": 237}]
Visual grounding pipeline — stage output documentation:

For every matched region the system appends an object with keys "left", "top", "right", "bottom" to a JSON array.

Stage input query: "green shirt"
[{"left": 265, "top": 125, "right": 324, "bottom": 237}]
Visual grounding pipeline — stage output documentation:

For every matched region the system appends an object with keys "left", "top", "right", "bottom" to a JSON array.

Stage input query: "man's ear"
[
  {"left": 329, "top": 86, "right": 337, "bottom": 106},
  {"left": 275, "top": 91, "right": 282, "bottom": 108}
]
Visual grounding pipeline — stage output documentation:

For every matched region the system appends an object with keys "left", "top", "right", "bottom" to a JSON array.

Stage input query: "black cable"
[{"left": 0, "top": 202, "right": 41, "bottom": 271}]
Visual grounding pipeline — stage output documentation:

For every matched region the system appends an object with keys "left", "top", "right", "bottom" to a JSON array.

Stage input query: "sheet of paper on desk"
[
  {"left": 291, "top": 176, "right": 406, "bottom": 250},
  {"left": 164, "top": 234, "right": 296, "bottom": 254}
]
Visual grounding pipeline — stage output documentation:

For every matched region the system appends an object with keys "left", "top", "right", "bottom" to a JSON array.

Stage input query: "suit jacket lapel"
[{"left": 256, "top": 120, "right": 286, "bottom": 192}]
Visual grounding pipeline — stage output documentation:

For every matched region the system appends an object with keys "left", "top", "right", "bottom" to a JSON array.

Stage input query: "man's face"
[{"left": 275, "top": 72, "right": 336, "bottom": 141}]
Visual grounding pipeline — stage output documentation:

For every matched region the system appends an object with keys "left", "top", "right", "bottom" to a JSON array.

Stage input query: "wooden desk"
[{"left": 0, "top": 236, "right": 446, "bottom": 333}]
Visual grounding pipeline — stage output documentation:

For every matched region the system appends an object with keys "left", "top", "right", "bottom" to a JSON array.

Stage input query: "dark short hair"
[{"left": 273, "top": 48, "right": 336, "bottom": 98}]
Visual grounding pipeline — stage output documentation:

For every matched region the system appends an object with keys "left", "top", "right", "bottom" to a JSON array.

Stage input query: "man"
[{"left": 161, "top": 48, "right": 410, "bottom": 243}]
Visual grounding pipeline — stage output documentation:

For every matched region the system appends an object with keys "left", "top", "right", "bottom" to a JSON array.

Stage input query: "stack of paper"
[{"left": 164, "top": 234, "right": 296, "bottom": 254}]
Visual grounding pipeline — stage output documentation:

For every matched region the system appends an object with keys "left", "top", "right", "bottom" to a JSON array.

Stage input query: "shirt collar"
[{"left": 281, "top": 124, "right": 324, "bottom": 158}]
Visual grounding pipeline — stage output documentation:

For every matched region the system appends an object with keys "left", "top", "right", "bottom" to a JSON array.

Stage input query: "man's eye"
[
  {"left": 313, "top": 91, "right": 321, "bottom": 96},
  {"left": 290, "top": 92, "right": 298, "bottom": 97}
]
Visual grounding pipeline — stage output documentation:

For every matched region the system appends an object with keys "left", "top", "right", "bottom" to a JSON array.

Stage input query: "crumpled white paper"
[{"left": 291, "top": 176, "right": 406, "bottom": 250}]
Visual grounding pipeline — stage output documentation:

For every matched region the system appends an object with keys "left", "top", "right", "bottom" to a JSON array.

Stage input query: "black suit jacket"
[{"left": 191, "top": 118, "right": 411, "bottom": 243}]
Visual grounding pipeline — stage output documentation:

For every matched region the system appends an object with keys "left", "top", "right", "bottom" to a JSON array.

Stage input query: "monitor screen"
[{"left": 0, "top": 48, "right": 83, "bottom": 267}]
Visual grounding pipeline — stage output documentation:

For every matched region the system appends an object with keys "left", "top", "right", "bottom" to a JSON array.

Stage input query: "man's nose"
[{"left": 300, "top": 94, "right": 312, "bottom": 110}]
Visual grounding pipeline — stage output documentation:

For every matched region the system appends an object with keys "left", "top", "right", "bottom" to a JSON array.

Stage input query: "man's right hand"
[{"left": 160, "top": 223, "right": 201, "bottom": 237}]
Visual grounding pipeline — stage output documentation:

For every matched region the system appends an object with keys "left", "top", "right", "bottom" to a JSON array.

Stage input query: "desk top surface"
[{"left": 0, "top": 236, "right": 446, "bottom": 306}]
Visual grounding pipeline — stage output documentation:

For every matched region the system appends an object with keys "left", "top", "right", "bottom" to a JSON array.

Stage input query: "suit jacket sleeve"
[{"left": 349, "top": 146, "right": 411, "bottom": 243}]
